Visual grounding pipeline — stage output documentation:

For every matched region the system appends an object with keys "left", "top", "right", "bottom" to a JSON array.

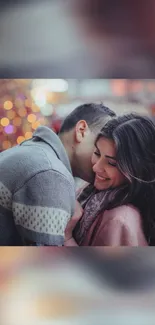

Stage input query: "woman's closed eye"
[
  {"left": 94, "top": 150, "right": 100, "bottom": 157},
  {"left": 108, "top": 161, "right": 117, "bottom": 167}
]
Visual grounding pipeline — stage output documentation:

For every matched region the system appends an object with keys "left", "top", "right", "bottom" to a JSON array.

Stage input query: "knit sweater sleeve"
[{"left": 12, "top": 169, "right": 75, "bottom": 246}]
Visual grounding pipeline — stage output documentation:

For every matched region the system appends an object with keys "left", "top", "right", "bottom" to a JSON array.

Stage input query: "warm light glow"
[
  {"left": 2, "top": 140, "right": 12, "bottom": 150},
  {"left": 7, "top": 110, "right": 16, "bottom": 120},
  {"left": 131, "top": 81, "right": 143, "bottom": 92},
  {"left": 25, "top": 132, "right": 33, "bottom": 140},
  {"left": 15, "top": 98, "right": 24, "bottom": 109},
  {"left": 111, "top": 80, "right": 127, "bottom": 96},
  {"left": 32, "top": 121, "right": 41, "bottom": 130},
  {"left": 22, "top": 124, "right": 32, "bottom": 133},
  {"left": 18, "top": 108, "right": 27, "bottom": 117},
  {"left": 31, "top": 103, "right": 40, "bottom": 113},
  {"left": 39, "top": 117, "right": 46, "bottom": 125},
  {"left": 147, "top": 82, "right": 155, "bottom": 92},
  {"left": 1, "top": 118, "right": 10, "bottom": 127},
  {"left": 12, "top": 126, "right": 17, "bottom": 134},
  {"left": 27, "top": 114, "right": 37, "bottom": 124},
  {"left": 13, "top": 117, "right": 22, "bottom": 127},
  {"left": 4, "top": 100, "right": 13, "bottom": 110},
  {"left": 17, "top": 136, "right": 25, "bottom": 144},
  {"left": 16, "top": 79, "right": 31, "bottom": 85},
  {"left": 25, "top": 99, "right": 32, "bottom": 108}
]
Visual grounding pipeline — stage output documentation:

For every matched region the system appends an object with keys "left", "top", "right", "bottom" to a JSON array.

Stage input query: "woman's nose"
[{"left": 93, "top": 159, "right": 105, "bottom": 173}]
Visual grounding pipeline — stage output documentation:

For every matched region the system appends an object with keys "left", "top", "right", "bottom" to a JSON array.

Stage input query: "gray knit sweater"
[{"left": 0, "top": 126, "right": 75, "bottom": 246}]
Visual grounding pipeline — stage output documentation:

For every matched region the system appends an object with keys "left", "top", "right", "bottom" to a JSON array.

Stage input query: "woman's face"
[{"left": 92, "top": 137, "right": 126, "bottom": 190}]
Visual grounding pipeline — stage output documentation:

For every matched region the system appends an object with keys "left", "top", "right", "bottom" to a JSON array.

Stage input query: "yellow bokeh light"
[
  {"left": 27, "top": 114, "right": 37, "bottom": 124},
  {"left": 7, "top": 110, "right": 16, "bottom": 120},
  {"left": 17, "top": 136, "right": 25, "bottom": 144},
  {"left": 25, "top": 132, "right": 33, "bottom": 140},
  {"left": 13, "top": 117, "right": 22, "bottom": 127},
  {"left": 2, "top": 140, "right": 12, "bottom": 150},
  {"left": 32, "top": 121, "right": 41, "bottom": 130},
  {"left": 4, "top": 100, "right": 13, "bottom": 110},
  {"left": 18, "top": 108, "right": 27, "bottom": 117},
  {"left": 31, "top": 103, "right": 40, "bottom": 113},
  {"left": 1, "top": 118, "right": 10, "bottom": 127}
]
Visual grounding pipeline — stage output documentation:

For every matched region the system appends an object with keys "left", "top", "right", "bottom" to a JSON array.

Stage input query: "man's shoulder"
[{"left": 0, "top": 143, "right": 74, "bottom": 192}]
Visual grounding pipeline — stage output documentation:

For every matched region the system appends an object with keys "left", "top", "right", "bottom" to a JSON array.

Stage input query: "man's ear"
[{"left": 74, "top": 120, "right": 89, "bottom": 143}]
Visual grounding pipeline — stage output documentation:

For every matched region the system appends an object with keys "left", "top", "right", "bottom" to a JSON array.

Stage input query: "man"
[{"left": 0, "top": 103, "right": 115, "bottom": 246}]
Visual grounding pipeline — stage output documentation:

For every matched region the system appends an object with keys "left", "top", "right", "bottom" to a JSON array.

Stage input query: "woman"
[{"left": 65, "top": 114, "right": 155, "bottom": 246}]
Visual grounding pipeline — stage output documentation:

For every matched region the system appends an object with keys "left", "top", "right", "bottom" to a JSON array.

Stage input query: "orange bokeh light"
[
  {"left": 1, "top": 118, "right": 10, "bottom": 127},
  {"left": 4, "top": 100, "right": 13, "bottom": 110},
  {"left": 25, "top": 132, "right": 33, "bottom": 140},
  {"left": 14, "top": 98, "right": 24, "bottom": 109},
  {"left": 7, "top": 110, "right": 16, "bottom": 120},
  {"left": 17, "top": 136, "right": 25, "bottom": 144},
  {"left": 27, "top": 114, "right": 37, "bottom": 124},
  {"left": 31, "top": 103, "right": 40, "bottom": 113},
  {"left": 25, "top": 99, "right": 32, "bottom": 108},
  {"left": 32, "top": 121, "right": 41, "bottom": 130},
  {"left": 13, "top": 117, "right": 22, "bottom": 127},
  {"left": 18, "top": 108, "right": 27, "bottom": 117}
]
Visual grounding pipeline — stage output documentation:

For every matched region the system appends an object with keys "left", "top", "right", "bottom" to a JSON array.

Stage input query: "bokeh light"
[
  {"left": 18, "top": 108, "right": 27, "bottom": 117},
  {"left": 6, "top": 110, "right": 16, "bottom": 120},
  {"left": 0, "top": 78, "right": 153, "bottom": 153},
  {"left": 1, "top": 118, "right": 10, "bottom": 127},
  {"left": 4, "top": 125, "right": 14, "bottom": 134},
  {"left": 13, "top": 117, "right": 22, "bottom": 127},
  {"left": 14, "top": 98, "right": 24, "bottom": 109},
  {"left": 25, "top": 99, "right": 32, "bottom": 108},
  {"left": 17, "top": 136, "right": 25, "bottom": 144},
  {"left": 25, "top": 132, "right": 33, "bottom": 140},
  {"left": 27, "top": 114, "right": 37, "bottom": 124},
  {"left": 31, "top": 103, "right": 40, "bottom": 113},
  {"left": 4, "top": 100, "right": 13, "bottom": 110},
  {"left": 32, "top": 121, "right": 41, "bottom": 130}
]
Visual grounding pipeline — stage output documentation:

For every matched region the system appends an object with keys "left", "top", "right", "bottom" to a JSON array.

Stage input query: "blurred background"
[
  {"left": 0, "top": 0, "right": 155, "bottom": 78},
  {"left": 1, "top": 247, "right": 155, "bottom": 325},
  {"left": 0, "top": 78, "right": 155, "bottom": 152}
]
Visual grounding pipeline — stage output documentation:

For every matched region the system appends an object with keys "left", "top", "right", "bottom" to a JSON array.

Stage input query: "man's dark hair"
[{"left": 59, "top": 103, "right": 116, "bottom": 134}]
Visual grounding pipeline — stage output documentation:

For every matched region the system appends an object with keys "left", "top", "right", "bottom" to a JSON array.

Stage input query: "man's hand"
[{"left": 65, "top": 201, "right": 83, "bottom": 242}]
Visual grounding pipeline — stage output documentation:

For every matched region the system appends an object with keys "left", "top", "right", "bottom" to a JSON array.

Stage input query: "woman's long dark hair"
[{"left": 97, "top": 113, "right": 155, "bottom": 245}]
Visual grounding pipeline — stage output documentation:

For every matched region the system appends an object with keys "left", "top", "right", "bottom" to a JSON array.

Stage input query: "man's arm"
[{"left": 12, "top": 170, "right": 75, "bottom": 246}]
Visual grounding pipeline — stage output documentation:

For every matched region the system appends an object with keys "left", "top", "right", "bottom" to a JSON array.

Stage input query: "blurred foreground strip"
[{"left": 0, "top": 247, "right": 155, "bottom": 324}]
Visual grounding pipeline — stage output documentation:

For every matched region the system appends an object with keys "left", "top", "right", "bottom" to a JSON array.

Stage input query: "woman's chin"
[{"left": 94, "top": 181, "right": 110, "bottom": 191}]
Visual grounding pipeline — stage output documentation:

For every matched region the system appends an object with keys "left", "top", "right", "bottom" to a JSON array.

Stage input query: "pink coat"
[{"left": 77, "top": 204, "right": 148, "bottom": 246}]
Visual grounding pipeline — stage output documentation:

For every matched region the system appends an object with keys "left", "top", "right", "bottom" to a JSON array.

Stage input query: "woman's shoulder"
[
  {"left": 103, "top": 204, "right": 142, "bottom": 226},
  {"left": 109, "top": 204, "right": 140, "bottom": 215}
]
